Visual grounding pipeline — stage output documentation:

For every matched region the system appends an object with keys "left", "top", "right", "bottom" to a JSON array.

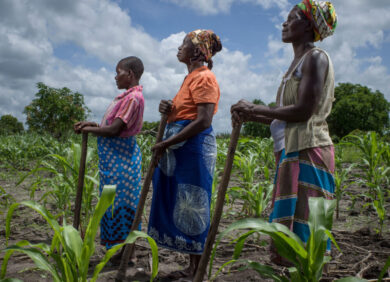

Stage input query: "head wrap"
[
  {"left": 297, "top": 0, "right": 337, "bottom": 42},
  {"left": 187, "top": 29, "right": 220, "bottom": 62}
]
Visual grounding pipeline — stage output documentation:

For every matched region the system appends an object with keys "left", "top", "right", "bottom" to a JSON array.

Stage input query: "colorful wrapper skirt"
[
  {"left": 148, "top": 120, "right": 217, "bottom": 254},
  {"left": 97, "top": 136, "right": 142, "bottom": 249},
  {"left": 269, "top": 145, "right": 335, "bottom": 250}
]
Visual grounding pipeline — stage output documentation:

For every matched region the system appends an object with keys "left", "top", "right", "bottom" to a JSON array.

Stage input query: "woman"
[
  {"left": 231, "top": 0, "right": 337, "bottom": 265},
  {"left": 74, "top": 56, "right": 144, "bottom": 263},
  {"left": 148, "top": 29, "right": 222, "bottom": 279}
]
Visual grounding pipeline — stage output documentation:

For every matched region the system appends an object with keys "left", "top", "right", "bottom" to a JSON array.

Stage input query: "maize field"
[{"left": 0, "top": 131, "right": 389, "bottom": 281}]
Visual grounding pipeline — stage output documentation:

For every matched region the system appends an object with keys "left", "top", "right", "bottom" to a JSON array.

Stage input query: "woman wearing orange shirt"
[{"left": 148, "top": 29, "right": 222, "bottom": 279}]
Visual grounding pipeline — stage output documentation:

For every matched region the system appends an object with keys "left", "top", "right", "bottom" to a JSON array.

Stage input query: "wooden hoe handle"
[
  {"left": 193, "top": 122, "right": 242, "bottom": 282},
  {"left": 116, "top": 114, "right": 168, "bottom": 281},
  {"left": 73, "top": 132, "right": 89, "bottom": 230}
]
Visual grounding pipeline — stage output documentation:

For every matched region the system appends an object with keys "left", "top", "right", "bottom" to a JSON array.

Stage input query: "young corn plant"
[
  {"left": 137, "top": 134, "right": 154, "bottom": 175},
  {"left": 1, "top": 185, "right": 159, "bottom": 282},
  {"left": 209, "top": 198, "right": 341, "bottom": 281},
  {"left": 230, "top": 142, "right": 274, "bottom": 217},
  {"left": 229, "top": 181, "right": 273, "bottom": 218},
  {"left": 379, "top": 255, "right": 390, "bottom": 282},
  {"left": 334, "top": 164, "right": 355, "bottom": 220},
  {"left": 363, "top": 181, "right": 388, "bottom": 236},
  {"left": 342, "top": 132, "right": 386, "bottom": 190},
  {"left": 0, "top": 185, "right": 15, "bottom": 214},
  {"left": 18, "top": 142, "right": 99, "bottom": 233}
]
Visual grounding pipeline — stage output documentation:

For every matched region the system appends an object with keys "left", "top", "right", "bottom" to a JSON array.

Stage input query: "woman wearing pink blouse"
[{"left": 74, "top": 56, "right": 144, "bottom": 264}]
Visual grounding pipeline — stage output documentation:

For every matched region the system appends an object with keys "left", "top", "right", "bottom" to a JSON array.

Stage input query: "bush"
[
  {"left": 328, "top": 83, "right": 390, "bottom": 138},
  {"left": 24, "top": 82, "right": 90, "bottom": 138},
  {"left": 0, "top": 115, "right": 24, "bottom": 135}
]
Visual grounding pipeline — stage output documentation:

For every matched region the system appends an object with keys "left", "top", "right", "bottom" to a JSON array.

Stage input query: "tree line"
[{"left": 1, "top": 82, "right": 389, "bottom": 139}]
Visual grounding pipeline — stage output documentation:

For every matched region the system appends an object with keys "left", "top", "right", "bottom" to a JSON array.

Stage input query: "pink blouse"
[{"left": 100, "top": 85, "right": 144, "bottom": 138}]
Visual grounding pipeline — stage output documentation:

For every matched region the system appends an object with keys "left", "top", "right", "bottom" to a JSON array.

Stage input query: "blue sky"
[{"left": 1, "top": 0, "right": 389, "bottom": 133}]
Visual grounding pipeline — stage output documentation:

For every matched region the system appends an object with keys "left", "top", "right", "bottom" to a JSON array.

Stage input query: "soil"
[{"left": 0, "top": 165, "right": 389, "bottom": 282}]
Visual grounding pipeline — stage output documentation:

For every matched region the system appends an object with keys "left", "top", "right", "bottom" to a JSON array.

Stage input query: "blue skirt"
[
  {"left": 97, "top": 136, "right": 142, "bottom": 249},
  {"left": 148, "top": 120, "right": 217, "bottom": 254}
]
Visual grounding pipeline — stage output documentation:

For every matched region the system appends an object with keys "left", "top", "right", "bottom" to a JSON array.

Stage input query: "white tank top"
[{"left": 270, "top": 52, "right": 307, "bottom": 152}]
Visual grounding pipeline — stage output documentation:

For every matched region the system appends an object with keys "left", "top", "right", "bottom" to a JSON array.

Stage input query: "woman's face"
[
  {"left": 177, "top": 36, "right": 195, "bottom": 64},
  {"left": 115, "top": 63, "right": 132, "bottom": 90},
  {"left": 282, "top": 7, "right": 308, "bottom": 43}
]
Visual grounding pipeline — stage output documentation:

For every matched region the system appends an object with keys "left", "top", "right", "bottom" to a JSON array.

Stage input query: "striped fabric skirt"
[
  {"left": 269, "top": 145, "right": 335, "bottom": 250},
  {"left": 97, "top": 136, "right": 142, "bottom": 249},
  {"left": 148, "top": 120, "right": 217, "bottom": 254}
]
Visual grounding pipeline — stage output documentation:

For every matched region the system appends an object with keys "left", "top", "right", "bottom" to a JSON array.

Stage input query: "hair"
[{"left": 119, "top": 56, "right": 144, "bottom": 80}]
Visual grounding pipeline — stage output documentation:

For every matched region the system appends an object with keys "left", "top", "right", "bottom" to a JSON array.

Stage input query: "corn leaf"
[{"left": 91, "top": 230, "right": 159, "bottom": 282}]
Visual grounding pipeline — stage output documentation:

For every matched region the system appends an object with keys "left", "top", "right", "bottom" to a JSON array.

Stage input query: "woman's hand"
[
  {"left": 152, "top": 141, "right": 168, "bottom": 167},
  {"left": 74, "top": 121, "right": 98, "bottom": 134},
  {"left": 230, "top": 99, "right": 255, "bottom": 114},
  {"left": 159, "top": 100, "right": 173, "bottom": 115},
  {"left": 230, "top": 99, "right": 254, "bottom": 127},
  {"left": 231, "top": 111, "right": 248, "bottom": 127}
]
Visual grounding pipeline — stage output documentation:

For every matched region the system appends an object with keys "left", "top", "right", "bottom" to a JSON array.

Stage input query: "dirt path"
[{"left": 1, "top": 167, "right": 389, "bottom": 281}]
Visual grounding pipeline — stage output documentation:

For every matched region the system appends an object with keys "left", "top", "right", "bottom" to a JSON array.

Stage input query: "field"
[{"left": 0, "top": 131, "right": 389, "bottom": 281}]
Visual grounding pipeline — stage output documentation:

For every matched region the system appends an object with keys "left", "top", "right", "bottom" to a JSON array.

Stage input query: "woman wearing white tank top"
[{"left": 231, "top": 0, "right": 338, "bottom": 267}]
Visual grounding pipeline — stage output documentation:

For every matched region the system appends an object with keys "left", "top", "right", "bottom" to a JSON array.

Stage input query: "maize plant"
[
  {"left": 1, "top": 185, "right": 159, "bottom": 282},
  {"left": 17, "top": 142, "right": 99, "bottom": 235},
  {"left": 209, "top": 198, "right": 342, "bottom": 281},
  {"left": 0, "top": 185, "right": 15, "bottom": 214},
  {"left": 342, "top": 132, "right": 386, "bottom": 189},
  {"left": 334, "top": 163, "right": 355, "bottom": 220},
  {"left": 137, "top": 134, "right": 154, "bottom": 174}
]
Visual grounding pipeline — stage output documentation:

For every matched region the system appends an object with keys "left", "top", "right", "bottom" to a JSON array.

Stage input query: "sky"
[{"left": 1, "top": 0, "right": 390, "bottom": 133}]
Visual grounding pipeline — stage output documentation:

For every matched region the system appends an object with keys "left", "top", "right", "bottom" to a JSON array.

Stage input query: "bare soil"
[{"left": 0, "top": 166, "right": 389, "bottom": 281}]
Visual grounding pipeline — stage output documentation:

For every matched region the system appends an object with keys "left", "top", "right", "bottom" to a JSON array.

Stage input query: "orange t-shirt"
[{"left": 168, "top": 66, "right": 220, "bottom": 123}]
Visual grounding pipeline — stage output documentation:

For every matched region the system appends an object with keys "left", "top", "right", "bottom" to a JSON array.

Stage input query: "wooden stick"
[
  {"left": 73, "top": 132, "right": 88, "bottom": 230},
  {"left": 193, "top": 122, "right": 242, "bottom": 282},
  {"left": 116, "top": 114, "right": 168, "bottom": 281}
]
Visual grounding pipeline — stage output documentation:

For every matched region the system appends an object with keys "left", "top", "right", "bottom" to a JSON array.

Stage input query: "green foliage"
[
  {"left": 0, "top": 115, "right": 24, "bottom": 135},
  {"left": 379, "top": 255, "right": 390, "bottom": 281},
  {"left": 210, "top": 198, "right": 340, "bottom": 281},
  {"left": 137, "top": 134, "right": 154, "bottom": 174},
  {"left": 0, "top": 133, "right": 69, "bottom": 169},
  {"left": 24, "top": 82, "right": 90, "bottom": 138},
  {"left": 340, "top": 131, "right": 390, "bottom": 234},
  {"left": 0, "top": 185, "right": 15, "bottom": 214},
  {"left": 334, "top": 146, "right": 356, "bottom": 219},
  {"left": 18, "top": 141, "right": 99, "bottom": 236},
  {"left": 1, "top": 185, "right": 159, "bottom": 282},
  {"left": 227, "top": 138, "right": 274, "bottom": 217},
  {"left": 242, "top": 99, "right": 271, "bottom": 138},
  {"left": 141, "top": 121, "right": 160, "bottom": 136},
  {"left": 328, "top": 83, "right": 390, "bottom": 138}
]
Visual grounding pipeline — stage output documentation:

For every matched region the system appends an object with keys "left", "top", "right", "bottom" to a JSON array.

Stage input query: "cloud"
[
  {"left": 317, "top": 0, "right": 390, "bottom": 96},
  {"left": 163, "top": 0, "right": 289, "bottom": 15},
  {"left": 0, "top": 0, "right": 182, "bottom": 126},
  {"left": 0, "top": 0, "right": 389, "bottom": 134}
]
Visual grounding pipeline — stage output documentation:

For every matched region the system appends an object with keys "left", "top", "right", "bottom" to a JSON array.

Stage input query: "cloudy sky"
[{"left": 1, "top": 0, "right": 389, "bottom": 133}]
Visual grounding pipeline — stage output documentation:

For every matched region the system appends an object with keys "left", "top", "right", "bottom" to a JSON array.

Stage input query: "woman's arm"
[
  {"left": 231, "top": 50, "right": 329, "bottom": 123},
  {"left": 79, "top": 118, "right": 126, "bottom": 137},
  {"left": 152, "top": 103, "right": 215, "bottom": 162},
  {"left": 231, "top": 109, "right": 273, "bottom": 127}
]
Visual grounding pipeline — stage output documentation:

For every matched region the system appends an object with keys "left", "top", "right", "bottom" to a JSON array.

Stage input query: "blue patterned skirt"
[
  {"left": 148, "top": 120, "right": 217, "bottom": 254},
  {"left": 97, "top": 136, "right": 142, "bottom": 249}
]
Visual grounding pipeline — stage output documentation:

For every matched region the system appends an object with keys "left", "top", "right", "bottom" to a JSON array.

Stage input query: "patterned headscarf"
[
  {"left": 187, "top": 29, "right": 219, "bottom": 62},
  {"left": 297, "top": 0, "right": 337, "bottom": 42}
]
